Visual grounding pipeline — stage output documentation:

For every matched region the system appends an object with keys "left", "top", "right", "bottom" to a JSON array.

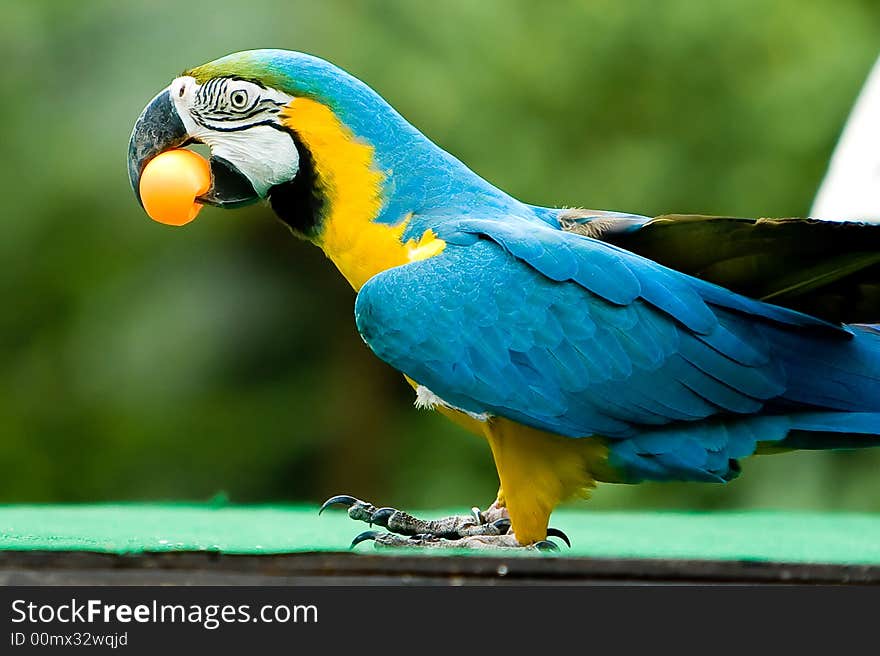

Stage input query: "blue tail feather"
[{"left": 607, "top": 321, "right": 880, "bottom": 483}]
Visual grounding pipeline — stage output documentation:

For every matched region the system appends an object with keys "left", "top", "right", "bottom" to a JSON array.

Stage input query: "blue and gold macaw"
[{"left": 129, "top": 50, "right": 880, "bottom": 550}]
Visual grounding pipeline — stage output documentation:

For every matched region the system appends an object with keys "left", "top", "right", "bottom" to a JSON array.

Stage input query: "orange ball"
[{"left": 139, "top": 149, "right": 212, "bottom": 226}]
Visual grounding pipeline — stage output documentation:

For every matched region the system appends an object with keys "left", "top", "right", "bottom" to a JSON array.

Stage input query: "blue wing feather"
[{"left": 356, "top": 218, "right": 880, "bottom": 482}]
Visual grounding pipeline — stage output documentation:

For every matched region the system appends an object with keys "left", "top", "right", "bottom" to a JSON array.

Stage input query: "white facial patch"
[
  {"left": 169, "top": 76, "right": 300, "bottom": 197},
  {"left": 193, "top": 125, "right": 299, "bottom": 198}
]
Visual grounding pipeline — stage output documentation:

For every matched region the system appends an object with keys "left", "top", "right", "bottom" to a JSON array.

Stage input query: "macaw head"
[
  {"left": 129, "top": 50, "right": 513, "bottom": 287},
  {"left": 128, "top": 49, "right": 416, "bottom": 240}
]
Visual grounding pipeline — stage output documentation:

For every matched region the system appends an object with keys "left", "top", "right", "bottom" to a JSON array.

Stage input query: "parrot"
[{"left": 128, "top": 49, "right": 880, "bottom": 551}]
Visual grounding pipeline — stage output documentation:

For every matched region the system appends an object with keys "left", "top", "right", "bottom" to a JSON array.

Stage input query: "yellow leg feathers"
[
  {"left": 482, "top": 418, "right": 603, "bottom": 544},
  {"left": 411, "top": 378, "right": 605, "bottom": 546}
]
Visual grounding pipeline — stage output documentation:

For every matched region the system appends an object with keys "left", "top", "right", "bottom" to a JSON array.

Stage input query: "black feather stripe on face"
[
  {"left": 189, "top": 76, "right": 284, "bottom": 130},
  {"left": 267, "top": 133, "right": 326, "bottom": 240}
]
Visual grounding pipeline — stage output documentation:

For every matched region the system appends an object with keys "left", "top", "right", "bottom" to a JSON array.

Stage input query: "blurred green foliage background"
[{"left": 2, "top": 0, "right": 880, "bottom": 512}]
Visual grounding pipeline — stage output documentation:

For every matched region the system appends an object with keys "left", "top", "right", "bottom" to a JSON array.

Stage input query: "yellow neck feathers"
[{"left": 280, "top": 98, "right": 443, "bottom": 290}]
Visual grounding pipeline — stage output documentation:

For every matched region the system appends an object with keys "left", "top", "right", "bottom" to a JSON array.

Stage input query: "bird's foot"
[
  {"left": 319, "top": 494, "right": 569, "bottom": 552},
  {"left": 348, "top": 531, "right": 562, "bottom": 551}
]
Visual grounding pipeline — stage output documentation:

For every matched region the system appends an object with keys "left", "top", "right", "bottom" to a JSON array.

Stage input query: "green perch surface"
[{"left": 0, "top": 504, "right": 879, "bottom": 565}]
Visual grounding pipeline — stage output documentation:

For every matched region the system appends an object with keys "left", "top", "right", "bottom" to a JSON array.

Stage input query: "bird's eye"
[{"left": 230, "top": 90, "right": 249, "bottom": 109}]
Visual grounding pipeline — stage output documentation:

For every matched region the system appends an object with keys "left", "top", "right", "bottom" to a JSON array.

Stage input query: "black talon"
[
  {"left": 350, "top": 530, "right": 380, "bottom": 549},
  {"left": 534, "top": 540, "right": 560, "bottom": 552},
  {"left": 546, "top": 527, "right": 572, "bottom": 548},
  {"left": 318, "top": 494, "right": 360, "bottom": 515},
  {"left": 370, "top": 507, "right": 395, "bottom": 528},
  {"left": 491, "top": 518, "right": 512, "bottom": 534}
]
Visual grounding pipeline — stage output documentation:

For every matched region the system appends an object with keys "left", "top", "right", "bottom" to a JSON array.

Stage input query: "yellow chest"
[{"left": 280, "top": 98, "right": 443, "bottom": 290}]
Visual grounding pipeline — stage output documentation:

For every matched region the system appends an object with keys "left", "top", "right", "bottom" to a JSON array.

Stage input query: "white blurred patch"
[{"left": 812, "top": 55, "right": 880, "bottom": 221}]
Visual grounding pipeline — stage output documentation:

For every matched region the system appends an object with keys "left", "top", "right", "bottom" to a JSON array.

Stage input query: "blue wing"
[{"left": 356, "top": 218, "right": 880, "bottom": 482}]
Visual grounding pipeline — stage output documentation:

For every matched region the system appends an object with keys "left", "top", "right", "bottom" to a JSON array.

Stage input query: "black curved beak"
[
  {"left": 128, "top": 88, "right": 259, "bottom": 211},
  {"left": 128, "top": 89, "right": 187, "bottom": 208}
]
